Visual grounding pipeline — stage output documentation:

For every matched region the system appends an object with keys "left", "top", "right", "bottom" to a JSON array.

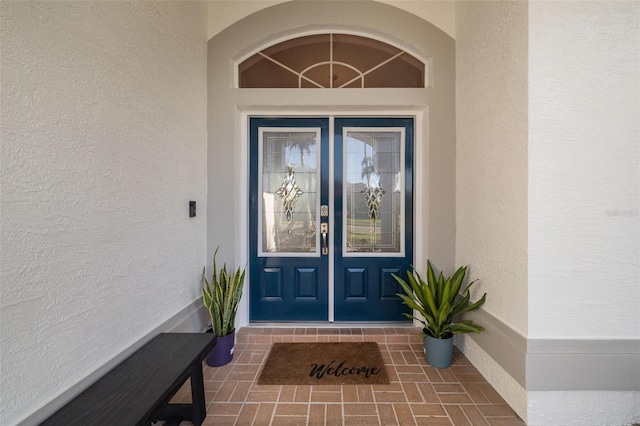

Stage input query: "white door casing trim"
[{"left": 236, "top": 108, "right": 425, "bottom": 328}]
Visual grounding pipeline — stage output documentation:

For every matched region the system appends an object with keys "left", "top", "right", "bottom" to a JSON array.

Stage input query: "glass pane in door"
[
  {"left": 343, "top": 129, "right": 404, "bottom": 255},
  {"left": 259, "top": 129, "right": 320, "bottom": 255}
]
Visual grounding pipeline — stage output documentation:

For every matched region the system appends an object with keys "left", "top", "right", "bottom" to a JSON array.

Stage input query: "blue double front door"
[{"left": 249, "top": 117, "right": 413, "bottom": 322}]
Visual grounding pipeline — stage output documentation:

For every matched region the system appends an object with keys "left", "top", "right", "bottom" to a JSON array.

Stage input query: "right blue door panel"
[{"left": 333, "top": 118, "right": 413, "bottom": 321}]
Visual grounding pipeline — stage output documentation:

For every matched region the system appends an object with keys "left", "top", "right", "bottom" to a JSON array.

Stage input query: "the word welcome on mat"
[{"left": 258, "top": 342, "right": 389, "bottom": 385}]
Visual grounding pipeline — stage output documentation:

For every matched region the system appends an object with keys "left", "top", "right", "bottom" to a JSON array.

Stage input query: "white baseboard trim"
[{"left": 14, "top": 299, "right": 207, "bottom": 426}]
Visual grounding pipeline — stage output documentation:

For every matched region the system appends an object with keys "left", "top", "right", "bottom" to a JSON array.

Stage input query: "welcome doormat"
[{"left": 257, "top": 342, "right": 389, "bottom": 385}]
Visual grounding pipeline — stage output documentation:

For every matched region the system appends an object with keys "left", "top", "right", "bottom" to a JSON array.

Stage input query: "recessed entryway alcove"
[{"left": 207, "top": 0, "right": 456, "bottom": 328}]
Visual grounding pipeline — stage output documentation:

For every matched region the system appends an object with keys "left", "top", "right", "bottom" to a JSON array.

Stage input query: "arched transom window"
[{"left": 239, "top": 34, "right": 425, "bottom": 88}]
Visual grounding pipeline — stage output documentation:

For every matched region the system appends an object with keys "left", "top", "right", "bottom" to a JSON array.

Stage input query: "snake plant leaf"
[
  {"left": 202, "top": 247, "right": 246, "bottom": 337},
  {"left": 212, "top": 246, "right": 219, "bottom": 287}
]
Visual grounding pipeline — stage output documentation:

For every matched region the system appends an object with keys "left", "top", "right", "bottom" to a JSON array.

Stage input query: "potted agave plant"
[
  {"left": 202, "top": 247, "right": 245, "bottom": 367},
  {"left": 393, "top": 260, "right": 486, "bottom": 368}
]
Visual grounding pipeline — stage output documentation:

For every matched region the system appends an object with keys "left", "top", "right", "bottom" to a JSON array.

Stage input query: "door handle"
[{"left": 320, "top": 223, "right": 328, "bottom": 255}]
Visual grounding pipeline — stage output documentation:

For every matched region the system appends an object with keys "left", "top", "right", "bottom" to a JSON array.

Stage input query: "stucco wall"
[
  {"left": 528, "top": 0, "right": 639, "bottom": 340},
  {"left": 527, "top": 2, "right": 640, "bottom": 424},
  {"left": 0, "top": 2, "right": 208, "bottom": 424},
  {"left": 455, "top": 0, "right": 529, "bottom": 419},
  {"left": 206, "top": 0, "right": 456, "bottom": 40},
  {"left": 455, "top": 1, "right": 529, "bottom": 338}
]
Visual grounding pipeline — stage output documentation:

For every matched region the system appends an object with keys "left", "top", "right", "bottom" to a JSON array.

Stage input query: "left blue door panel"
[{"left": 249, "top": 118, "right": 329, "bottom": 321}]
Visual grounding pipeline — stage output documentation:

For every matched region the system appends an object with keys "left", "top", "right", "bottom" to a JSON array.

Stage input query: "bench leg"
[
  {"left": 190, "top": 363, "right": 207, "bottom": 425},
  {"left": 156, "top": 365, "right": 207, "bottom": 425}
]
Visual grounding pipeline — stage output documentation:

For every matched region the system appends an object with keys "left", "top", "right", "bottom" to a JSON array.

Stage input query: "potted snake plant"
[
  {"left": 393, "top": 260, "right": 486, "bottom": 368},
  {"left": 202, "top": 247, "right": 245, "bottom": 367}
]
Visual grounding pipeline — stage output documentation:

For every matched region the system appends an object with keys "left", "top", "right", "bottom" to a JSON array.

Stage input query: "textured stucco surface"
[
  {"left": 454, "top": 1, "right": 529, "bottom": 421},
  {"left": 528, "top": 1, "right": 640, "bottom": 340},
  {"left": 526, "top": 3, "right": 640, "bottom": 423},
  {"left": 455, "top": 1, "right": 529, "bottom": 335},
  {"left": 207, "top": 0, "right": 456, "bottom": 40},
  {"left": 0, "top": 2, "right": 208, "bottom": 424},
  {"left": 527, "top": 391, "right": 640, "bottom": 426}
]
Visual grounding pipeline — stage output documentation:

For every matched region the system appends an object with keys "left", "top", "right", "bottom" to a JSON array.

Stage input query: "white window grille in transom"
[{"left": 239, "top": 34, "right": 425, "bottom": 89}]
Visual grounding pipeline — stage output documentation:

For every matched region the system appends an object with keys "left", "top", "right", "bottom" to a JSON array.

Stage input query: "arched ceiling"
[{"left": 207, "top": 0, "right": 455, "bottom": 40}]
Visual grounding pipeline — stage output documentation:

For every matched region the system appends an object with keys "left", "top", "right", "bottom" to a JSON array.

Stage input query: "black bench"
[{"left": 40, "top": 333, "right": 217, "bottom": 426}]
